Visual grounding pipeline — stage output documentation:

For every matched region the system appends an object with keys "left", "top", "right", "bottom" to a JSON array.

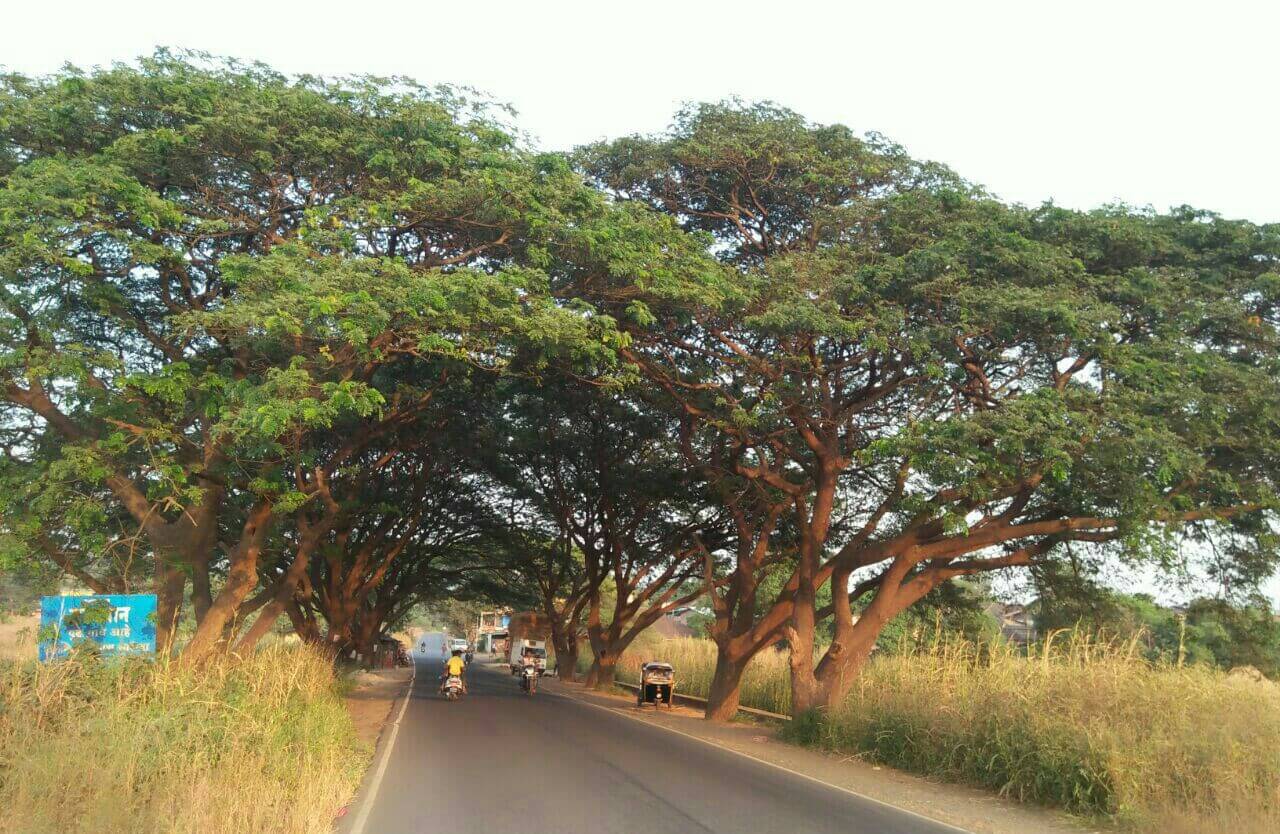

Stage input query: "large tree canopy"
[
  {"left": 0, "top": 53, "right": 627, "bottom": 658},
  {"left": 576, "top": 102, "right": 1280, "bottom": 714},
  {"left": 3, "top": 58, "right": 1278, "bottom": 722}
]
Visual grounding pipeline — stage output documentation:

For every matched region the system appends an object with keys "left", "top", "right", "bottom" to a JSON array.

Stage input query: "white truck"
[
  {"left": 506, "top": 611, "right": 550, "bottom": 675},
  {"left": 509, "top": 638, "right": 547, "bottom": 675}
]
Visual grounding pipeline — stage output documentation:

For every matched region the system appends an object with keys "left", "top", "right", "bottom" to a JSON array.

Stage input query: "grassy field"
[
  {"left": 0, "top": 643, "right": 366, "bottom": 834},
  {"left": 603, "top": 633, "right": 1280, "bottom": 833}
]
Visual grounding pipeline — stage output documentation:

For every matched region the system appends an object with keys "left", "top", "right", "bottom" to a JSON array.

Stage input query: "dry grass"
[
  {"left": 608, "top": 635, "right": 793, "bottom": 714},
  {"left": 604, "top": 632, "right": 1280, "bottom": 832},
  {"left": 0, "top": 643, "right": 366, "bottom": 834},
  {"left": 0, "top": 613, "right": 38, "bottom": 662}
]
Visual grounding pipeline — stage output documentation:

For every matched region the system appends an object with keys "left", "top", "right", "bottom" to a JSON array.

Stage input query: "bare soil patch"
[{"left": 343, "top": 667, "right": 412, "bottom": 748}]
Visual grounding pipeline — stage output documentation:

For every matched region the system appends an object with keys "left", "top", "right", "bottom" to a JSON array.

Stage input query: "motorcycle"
[
  {"left": 443, "top": 674, "right": 464, "bottom": 701},
  {"left": 520, "top": 665, "right": 539, "bottom": 696}
]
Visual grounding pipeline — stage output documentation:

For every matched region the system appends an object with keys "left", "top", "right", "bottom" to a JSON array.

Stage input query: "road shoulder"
[
  {"left": 336, "top": 664, "right": 415, "bottom": 831},
  {"left": 343, "top": 666, "right": 414, "bottom": 748},
  {"left": 548, "top": 677, "right": 1096, "bottom": 834}
]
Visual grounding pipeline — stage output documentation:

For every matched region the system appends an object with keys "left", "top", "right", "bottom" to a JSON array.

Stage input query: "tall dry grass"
[
  {"left": 608, "top": 635, "right": 793, "bottom": 714},
  {"left": 605, "top": 632, "right": 1280, "bottom": 832},
  {"left": 0, "top": 643, "right": 366, "bottom": 834}
]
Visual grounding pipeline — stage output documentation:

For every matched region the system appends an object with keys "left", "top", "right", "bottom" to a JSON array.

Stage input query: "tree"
[
  {"left": 478, "top": 377, "right": 719, "bottom": 688},
  {"left": 277, "top": 435, "right": 503, "bottom": 660},
  {"left": 494, "top": 524, "right": 594, "bottom": 680},
  {"left": 576, "top": 102, "right": 1280, "bottom": 717},
  {"left": 0, "top": 53, "right": 624, "bottom": 659},
  {"left": 1032, "top": 571, "right": 1280, "bottom": 677}
]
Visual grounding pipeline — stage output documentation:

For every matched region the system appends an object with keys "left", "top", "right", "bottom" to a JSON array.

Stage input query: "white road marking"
[
  {"left": 547, "top": 687, "right": 974, "bottom": 834},
  {"left": 347, "top": 660, "right": 416, "bottom": 834}
]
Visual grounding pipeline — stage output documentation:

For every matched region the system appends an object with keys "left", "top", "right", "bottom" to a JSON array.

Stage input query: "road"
[{"left": 345, "top": 659, "right": 966, "bottom": 834}]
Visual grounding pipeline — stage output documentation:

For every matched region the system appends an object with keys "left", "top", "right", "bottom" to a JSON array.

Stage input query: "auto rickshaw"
[{"left": 638, "top": 661, "right": 674, "bottom": 709}]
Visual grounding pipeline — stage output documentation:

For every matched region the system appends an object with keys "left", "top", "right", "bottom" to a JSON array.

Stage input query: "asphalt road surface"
[{"left": 349, "top": 659, "right": 965, "bottom": 834}]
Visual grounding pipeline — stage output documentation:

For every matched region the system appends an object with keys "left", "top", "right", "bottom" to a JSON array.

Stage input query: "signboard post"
[{"left": 38, "top": 594, "right": 158, "bottom": 661}]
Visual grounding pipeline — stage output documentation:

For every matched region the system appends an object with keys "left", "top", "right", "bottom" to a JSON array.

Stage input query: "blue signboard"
[
  {"left": 500, "top": 614, "right": 511, "bottom": 628},
  {"left": 39, "top": 594, "right": 158, "bottom": 661}
]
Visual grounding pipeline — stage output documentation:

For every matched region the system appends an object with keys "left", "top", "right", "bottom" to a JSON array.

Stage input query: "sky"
[
  {"left": 4, "top": 0, "right": 1278, "bottom": 223},
  {"left": 3, "top": 0, "right": 1278, "bottom": 601}
]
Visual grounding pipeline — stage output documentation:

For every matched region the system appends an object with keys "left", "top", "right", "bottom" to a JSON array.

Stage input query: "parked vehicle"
[
  {"left": 394, "top": 642, "right": 412, "bottom": 667},
  {"left": 449, "top": 637, "right": 469, "bottom": 656},
  {"left": 443, "top": 674, "right": 464, "bottom": 701},
  {"left": 373, "top": 636, "right": 408, "bottom": 669},
  {"left": 520, "top": 663, "right": 539, "bottom": 695}
]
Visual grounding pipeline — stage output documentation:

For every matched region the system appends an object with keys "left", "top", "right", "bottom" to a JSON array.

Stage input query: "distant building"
[
  {"left": 476, "top": 609, "right": 512, "bottom": 654},
  {"left": 477, "top": 610, "right": 510, "bottom": 634},
  {"left": 649, "top": 607, "right": 699, "bottom": 639},
  {"left": 985, "top": 602, "right": 1037, "bottom": 646}
]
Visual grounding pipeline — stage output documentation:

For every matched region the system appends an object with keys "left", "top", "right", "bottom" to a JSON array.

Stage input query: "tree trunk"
[
  {"left": 808, "top": 639, "right": 876, "bottom": 712},
  {"left": 789, "top": 645, "right": 823, "bottom": 716},
  {"left": 190, "top": 551, "right": 213, "bottom": 625},
  {"left": 353, "top": 615, "right": 380, "bottom": 667},
  {"left": 154, "top": 557, "right": 187, "bottom": 657},
  {"left": 550, "top": 622, "right": 580, "bottom": 681},
  {"left": 586, "top": 614, "right": 627, "bottom": 690},
  {"left": 788, "top": 546, "right": 821, "bottom": 716},
  {"left": 181, "top": 501, "right": 274, "bottom": 662},
  {"left": 323, "top": 601, "right": 357, "bottom": 654},
  {"left": 583, "top": 654, "right": 601, "bottom": 688},
  {"left": 804, "top": 587, "right": 907, "bottom": 712},
  {"left": 234, "top": 598, "right": 286, "bottom": 654},
  {"left": 234, "top": 531, "right": 323, "bottom": 654},
  {"left": 705, "top": 646, "right": 751, "bottom": 721},
  {"left": 285, "top": 600, "right": 322, "bottom": 644},
  {"left": 790, "top": 665, "right": 823, "bottom": 715},
  {"left": 586, "top": 652, "right": 618, "bottom": 690},
  {"left": 583, "top": 582, "right": 609, "bottom": 688},
  {"left": 559, "top": 640, "right": 580, "bottom": 681},
  {"left": 147, "top": 483, "right": 225, "bottom": 655}
]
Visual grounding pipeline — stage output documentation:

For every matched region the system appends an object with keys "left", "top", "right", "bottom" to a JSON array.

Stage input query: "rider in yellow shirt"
[{"left": 442, "top": 649, "right": 467, "bottom": 693}]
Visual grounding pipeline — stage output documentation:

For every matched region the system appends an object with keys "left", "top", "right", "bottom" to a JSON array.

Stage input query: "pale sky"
[
  {"left": 3, "top": 0, "right": 1278, "bottom": 602},
  {"left": 4, "top": 0, "right": 1278, "bottom": 222}
]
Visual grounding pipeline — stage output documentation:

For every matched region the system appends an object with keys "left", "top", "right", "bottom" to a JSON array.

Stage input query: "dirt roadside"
[
  {"left": 343, "top": 666, "right": 413, "bottom": 748},
  {"left": 548, "top": 677, "right": 1100, "bottom": 834}
]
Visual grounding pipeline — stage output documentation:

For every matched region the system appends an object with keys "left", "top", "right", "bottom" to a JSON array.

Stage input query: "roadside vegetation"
[
  {"left": 0, "top": 644, "right": 365, "bottom": 834},
  {"left": 604, "top": 633, "right": 1280, "bottom": 833},
  {"left": 2, "top": 50, "right": 1278, "bottom": 833}
]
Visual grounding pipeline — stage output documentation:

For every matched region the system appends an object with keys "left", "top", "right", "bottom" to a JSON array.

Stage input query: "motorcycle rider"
[
  {"left": 441, "top": 648, "right": 467, "bottom": 694},
  {"left": 519, "top": 646, "right": 539, "bottom": 690}
]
